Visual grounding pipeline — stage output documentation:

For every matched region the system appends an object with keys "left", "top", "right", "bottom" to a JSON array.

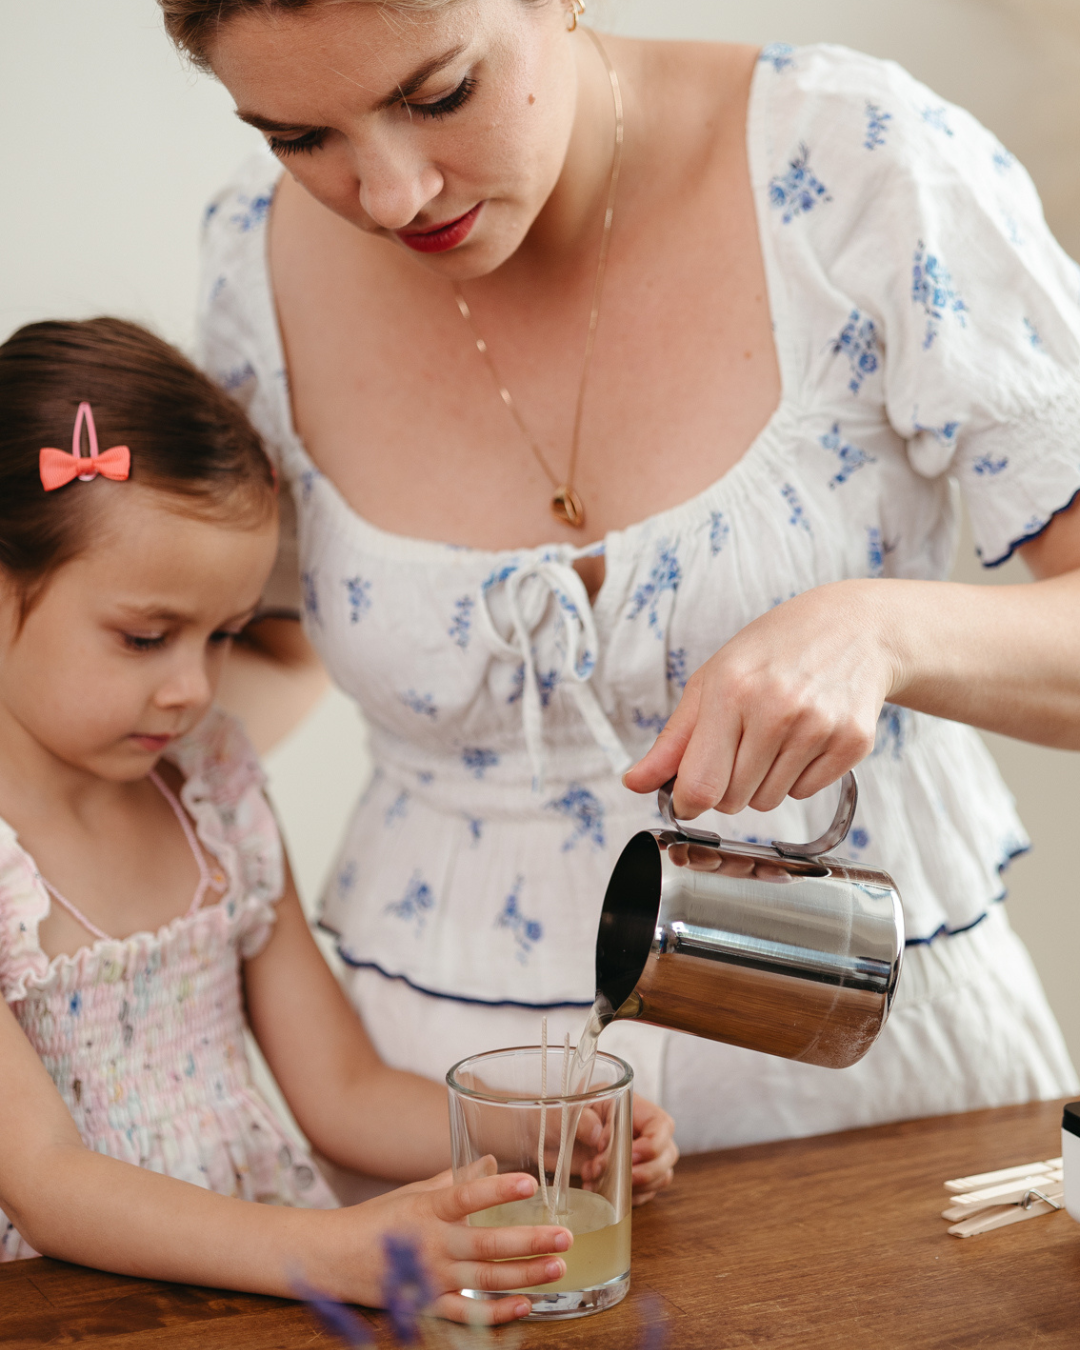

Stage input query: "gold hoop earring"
[{"left": 567, "top": 0, "right": 585, "bottom": 31}]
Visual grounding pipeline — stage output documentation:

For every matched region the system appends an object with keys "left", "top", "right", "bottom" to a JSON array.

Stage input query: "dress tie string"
[{"left": 476, "top": 553, "right": 631, "bottom": 793}]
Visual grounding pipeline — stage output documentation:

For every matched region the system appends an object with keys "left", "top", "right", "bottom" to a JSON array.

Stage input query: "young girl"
[{"left": 0, "top": 318, "right": 677, "bottom": 1322}]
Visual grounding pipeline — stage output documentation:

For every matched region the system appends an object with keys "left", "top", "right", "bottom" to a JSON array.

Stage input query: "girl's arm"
[
  {"left": 626, "top": 499, "right": 1080, "bottom": 817},
  {"left": 245, "top": 873, "right": 680, "bottom": 1197},
  {"left": 0, "top": 995, "right": 569, "bottom": 1321}
]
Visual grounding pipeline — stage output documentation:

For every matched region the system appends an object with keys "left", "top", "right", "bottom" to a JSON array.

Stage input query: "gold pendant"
[{"left": 552, "top": 485, "right": 586, "bottom": 529}]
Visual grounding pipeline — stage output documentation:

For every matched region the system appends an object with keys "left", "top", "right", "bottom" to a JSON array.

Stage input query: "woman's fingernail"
[
  {"left": 515, "top": 1177, "right": 534, "bottom": 1196},
  {"left": 545, "top": 1260, "right": 565, "bottom": 1280},
  {"left": 515, "top": 1301, "right": 532, "bottom": 1317},
  {"left": 553, "top": 1231, "right": 570, "bottom": 1251}
]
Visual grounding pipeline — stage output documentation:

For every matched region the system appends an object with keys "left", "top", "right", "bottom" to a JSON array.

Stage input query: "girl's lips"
[
  {"left": 130, "top": 734, "right": 173, "bottom": 752},
  {"left": 396, "top": 203, "right": 483, "bottom": 253}
]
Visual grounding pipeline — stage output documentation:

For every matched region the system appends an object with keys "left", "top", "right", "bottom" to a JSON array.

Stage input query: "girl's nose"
[
  {"left": 355, "top": 145, "right": 445, "bottom": 231},
  {"left": 154, "top": 657, "right": 213, "bottom": 715}
]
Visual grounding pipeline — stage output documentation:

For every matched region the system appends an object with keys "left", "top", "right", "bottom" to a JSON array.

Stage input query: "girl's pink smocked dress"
[{"left": 0, "top": 709, "right": 336, "bottom": 1261}]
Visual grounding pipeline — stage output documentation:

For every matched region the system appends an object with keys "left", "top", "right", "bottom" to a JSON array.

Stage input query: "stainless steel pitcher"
[{"left": 593, "top": 772, "right": 904, "bottom": 1069}]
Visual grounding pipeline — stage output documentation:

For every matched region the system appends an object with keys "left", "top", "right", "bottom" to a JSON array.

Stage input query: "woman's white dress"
[{"left": 198, "top": 43, "right": 1079, "bottom": 1151}]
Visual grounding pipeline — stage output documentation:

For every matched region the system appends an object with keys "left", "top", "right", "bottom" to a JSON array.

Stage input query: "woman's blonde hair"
[{"left": 159, "top": 0, "right": 459, "bottom": 69}]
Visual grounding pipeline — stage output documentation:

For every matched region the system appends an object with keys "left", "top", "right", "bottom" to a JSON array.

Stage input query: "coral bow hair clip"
[{"left": 39, "top": 401, "right": 130, "bottom": 492}]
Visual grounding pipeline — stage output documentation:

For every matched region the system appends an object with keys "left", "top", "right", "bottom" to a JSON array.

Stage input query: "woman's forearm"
[
  {"left": 880, "top": 571, "right": 1080, "bottom": 746},
  {"left": 216, "top": 617, "right": 329, "bottom": 755}
]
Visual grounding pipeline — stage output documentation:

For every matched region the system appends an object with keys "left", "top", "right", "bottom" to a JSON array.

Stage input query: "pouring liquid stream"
[{"left": 547, "top": 996, "right": 617, "bottom": 1220}]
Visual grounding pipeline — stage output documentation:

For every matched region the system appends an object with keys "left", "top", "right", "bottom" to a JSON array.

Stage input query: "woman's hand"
[
  {"left": 624, "top": 580, "right": 897, "bottom": 818},
  {"left": 338, "top": 1167, "right": 571, "bottom": 1325}
]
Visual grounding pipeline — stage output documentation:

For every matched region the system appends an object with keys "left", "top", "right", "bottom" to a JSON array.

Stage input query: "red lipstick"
[{"left": 396, "top": 203, "right": 483, "bottom": 254}]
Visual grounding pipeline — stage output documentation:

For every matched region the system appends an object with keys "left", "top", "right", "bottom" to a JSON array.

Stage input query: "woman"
[{"left": 162, "top": 0, "right": 1079, "bottom": 1151}]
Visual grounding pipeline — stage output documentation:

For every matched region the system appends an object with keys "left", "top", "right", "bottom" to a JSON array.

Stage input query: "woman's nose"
[{"left": 355, "top": 144, "right": 445, "bottom": 231}]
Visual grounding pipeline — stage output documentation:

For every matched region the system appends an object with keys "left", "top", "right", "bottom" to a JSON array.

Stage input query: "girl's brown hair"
[
  {"left": 0, "top": 316, "right": 276, "bottom": 622},
  {"left": 160, "top": 0, "right": 456, "bottom": 70}
]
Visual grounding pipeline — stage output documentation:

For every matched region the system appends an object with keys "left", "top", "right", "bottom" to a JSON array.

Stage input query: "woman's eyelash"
[
  {"left": 268, "top": 128, "right": 329, "bottom": 157},
  {"left": 267, "top": 74, "right": 478, "bottom": 156},
  {"left": 410, "top": 75, "right": 478, "bottom": 120},
  {"left": 123, "top": 634, "right": 167, "bottom": 652}
]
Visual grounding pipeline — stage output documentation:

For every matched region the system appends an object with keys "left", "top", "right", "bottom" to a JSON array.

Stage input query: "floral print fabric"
[
  {"left": 0, "top": 710, "right": 336, "bottom": 1260},
  {"left": 196, "top": 45, "right": 1080, "bottom": 1020}
]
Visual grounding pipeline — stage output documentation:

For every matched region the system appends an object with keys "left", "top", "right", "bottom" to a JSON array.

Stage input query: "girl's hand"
[
  {"left": 624, "top": 581, "right": 897, "bottom": 817},
  {"left": 577, "top": 1095, "right": 678, "bottom": 1205},
  {"left": 629, "top": 1095, "right": 678, "bottom": 1204},
  {"left": 341, "top": 1167, "right": 571, "bottom": 1325}
]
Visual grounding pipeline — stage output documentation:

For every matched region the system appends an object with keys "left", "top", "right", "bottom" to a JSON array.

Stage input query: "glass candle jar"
[{"left": 447, "top": 1046, "right": 633, "bottom": 1319}]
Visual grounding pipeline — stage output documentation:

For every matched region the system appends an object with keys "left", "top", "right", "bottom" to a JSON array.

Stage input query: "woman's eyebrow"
[{"left": 235, "top": 42, "right": 469, "bottom": 131}]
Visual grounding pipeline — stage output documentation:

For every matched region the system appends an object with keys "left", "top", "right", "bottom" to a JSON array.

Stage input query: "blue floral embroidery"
[
  {"left": 209, "top": 275, "right": 227, "bottom": 302},
  {"left": 385, "top": 872, "right": 435, "bottom": 933},
  {"left": 507, "top": 664, "right": 560, "bottom": 708},
  {"left": 628, "top": 542, "right": 681, "bottom": 635},
  {"left": 992, "top": 146, "right": 1016, "bottom": 174},
  {"left": 912, "top": 242, "right": 967, "bottom": 349},
  {"left": 1002, "top": 212, "right": 1024, "bottom": 248},
  {"left": 468, "top": 817, "right": 483, "bottom": 844},
  {"left": 400, "top": 690, "right": 438, "bottom": 720},
  {"left": 864, "top": 103, "right": 892, "bottom": 151},
  {"left": 759, "top": 41, "right": 796, "bottom": 72},
  {"left": 299, "top": 468, "right": 320, "bottom": 502},
  {"left": 230, "top": 193, "right": 272, "bottom": 232},
  {"left": 632, "top": 709, "right": 668, "bottom": 735},
  {"left": 781, "top": 483, "right": 811, "bottom": 532},
  {"left": 344, "top": 577, "right": 372, "bottom": 624},
  {"left": 921, "top": 106, "right": 954, "bottom": 137},
  {"left": 219, "top": 362, "right": 255, "bottom": 392},
  {"left": 203, "top": 200, "right": 220, "bottom": 226},
  {"left": 416, "top": 770, "right": 434, "bottom": 786},
  {"left": 769, "top": 144, "right": 832, "bottom": 224},
  {"left": 831, "top": 311, "right": 880, "bottom": 395},
  {"left": 462, "top": 747, "right": 500, "bottom": 779},
  {"left": 973, "top": 454, "right": 1008, "bottom": 476},
  {"left": 849, "top": 828, "right": 870, "bottom": 851},
  {"left": 867, "top": 527, "right": 884, "bottom": 578},
  {"left": 666, "top": 647, "right": 688, "bottom": 690},
  {"left": 449, "top": 596, "right": 474, "bottom": 650},
  {"left": 496, "top": 876, "right": 544, "bottom": 964},
  {"left": 301, "top": 572, "right": 320, "bottom": 624},
  {"left": 709, "top": 511, "right": 730, "bottom": 556},
  {"left": 335, "top": 861, "right": 357, "bottom": 897},
  {"left": 914, "top": 416, "right": 961, "bottom": 447},
  {"left": 69, "top": 992, "right": 82, "bottom": 1017},
  {"left": 873, "top": 704, "right": 908, "bottom": 760},
  {"left": 548, "top": 784, "right": 605, "bottom": 852},
  {"left": 385, "top": 790, "right": 409, "bottom": 827},
  {"left": 482, "top": 561, "right": 518, "bottom": 593},
  {"left": 820, "top": 423, "right": 876, "bottom": 489},
  {"left": 1024, "top": 318, "right": 1045, "bottom": 351}
]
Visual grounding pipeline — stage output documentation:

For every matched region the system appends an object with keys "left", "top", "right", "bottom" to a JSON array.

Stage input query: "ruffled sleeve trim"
[
  {"left": 0, "top": 819, "right": 51, "bottom": 1003},
  {"left": 164, "top": 709, "right": 285, "bottom": 961}
]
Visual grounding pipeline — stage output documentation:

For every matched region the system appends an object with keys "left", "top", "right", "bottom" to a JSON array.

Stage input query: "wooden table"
[{"left": 4, "top": 1100, "right": 1079, "bottom": 1349}]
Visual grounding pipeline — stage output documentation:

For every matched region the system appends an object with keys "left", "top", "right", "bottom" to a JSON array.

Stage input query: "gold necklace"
[{"left": 453, "top": 28, "right": 624, "bottom": 531}]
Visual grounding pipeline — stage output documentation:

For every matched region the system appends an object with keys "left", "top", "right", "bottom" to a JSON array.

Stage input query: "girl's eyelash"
[
  {"left": 410, "top": 75, "right": 478, "bottom": 120},
  {"left": 123, "top": 634, "right": 167, "bottom": 652},
  {"left": 268, "top": 74, "right": 478, "bottom": 154}
]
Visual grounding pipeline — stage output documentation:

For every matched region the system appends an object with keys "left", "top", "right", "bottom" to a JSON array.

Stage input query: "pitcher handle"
[{"left": 657, "top": 771, "right": 859, "bottom": 859}]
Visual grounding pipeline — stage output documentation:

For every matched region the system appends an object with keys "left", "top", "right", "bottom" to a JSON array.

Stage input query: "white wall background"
[{"left": 4, "top": 0, "right": 1080, "bottom": 1066}]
